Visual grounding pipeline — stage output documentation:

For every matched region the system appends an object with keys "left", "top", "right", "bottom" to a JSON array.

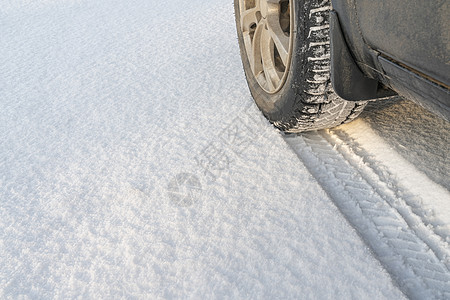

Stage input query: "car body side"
[{"left": 330, "top": 0, "right": 450, "bottom": 121}]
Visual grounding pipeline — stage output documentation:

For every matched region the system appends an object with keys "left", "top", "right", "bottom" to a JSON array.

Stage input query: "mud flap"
[{"left": 329, "top": 10, "right": 379, "bottom": 101}]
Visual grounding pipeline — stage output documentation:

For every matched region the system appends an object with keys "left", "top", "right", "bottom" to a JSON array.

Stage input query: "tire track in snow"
[{"left": 284, "top": 121, "right": 450, "bottom": 300}]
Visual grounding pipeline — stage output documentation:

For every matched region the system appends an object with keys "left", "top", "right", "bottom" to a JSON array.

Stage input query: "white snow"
[
  {"left": 332, "top": 119, "right": 450, "bottom": 239},
  {"left": 0, "top": 0, "right": 444, "bottom": 298}
]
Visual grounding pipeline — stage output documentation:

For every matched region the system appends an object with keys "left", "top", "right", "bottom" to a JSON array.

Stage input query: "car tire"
[{"left": 234, "top": 0, "right": 367, "bottom": 132}]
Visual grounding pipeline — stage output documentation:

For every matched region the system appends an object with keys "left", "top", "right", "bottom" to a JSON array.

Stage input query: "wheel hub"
[{"left": 239, "top": 0, "right": 293, "bottom": 93}]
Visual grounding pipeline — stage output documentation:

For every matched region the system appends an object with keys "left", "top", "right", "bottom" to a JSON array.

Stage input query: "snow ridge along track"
[{"left": 285, "top": 126, "right": 450, "bottom": 300}]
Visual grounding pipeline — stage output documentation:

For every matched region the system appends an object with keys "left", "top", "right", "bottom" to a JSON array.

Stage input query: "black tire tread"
[{"left": 271, "top": 0, "right": 367, "bottom": 132}]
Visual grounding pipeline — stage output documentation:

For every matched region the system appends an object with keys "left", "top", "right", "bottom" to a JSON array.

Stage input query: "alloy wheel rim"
[{"left": 239, "top": 0, "right": 293, "bottom": 94}]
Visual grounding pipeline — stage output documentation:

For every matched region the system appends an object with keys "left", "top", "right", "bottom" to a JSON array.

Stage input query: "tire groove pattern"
[{"left": 271, "top": 0, "right": 367, "bottom": 132}]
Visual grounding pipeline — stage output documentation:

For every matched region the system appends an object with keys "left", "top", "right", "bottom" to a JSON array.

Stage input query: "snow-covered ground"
[{"left": 1, "top": 0, "right": 448, "bottom": 298}]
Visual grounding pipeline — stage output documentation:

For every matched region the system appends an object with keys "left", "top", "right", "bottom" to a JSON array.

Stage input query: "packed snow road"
[
  {"left": 286, "top": 101, "right": 450, "bottom": 299},
  {"left": 1, "top": 0, "right": 448, "bottom": 299}
]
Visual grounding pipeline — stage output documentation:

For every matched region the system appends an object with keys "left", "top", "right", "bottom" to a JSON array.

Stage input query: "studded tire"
[{"left": 234, "top": 0, "right": 367, "bottom": 133}]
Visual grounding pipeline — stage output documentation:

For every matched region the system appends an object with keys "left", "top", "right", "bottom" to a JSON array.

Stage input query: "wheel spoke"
[
  {"left": 248, "top": 22, "right": 264, "bottom": 76},
  {"left": 260, "top": 24, "right": 281, "bottom": 90},
  {"left": 240, "top": 6, "right": 260, "bottom": 32},
  {"left": 266, "top": 8, "right": 290, "bottom": 66}
]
